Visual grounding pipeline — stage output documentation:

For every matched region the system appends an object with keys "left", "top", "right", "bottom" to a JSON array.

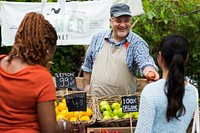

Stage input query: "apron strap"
[
  {"left": 124, "top": 41, "right": 129, "bottom": 50},
  {"left": 105, "top": 39, "right": 129, "bottom": 50}
]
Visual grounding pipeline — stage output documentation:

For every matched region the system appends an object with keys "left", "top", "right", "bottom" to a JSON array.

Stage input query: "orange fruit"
[
  {"left": 62, "top": 98, "right": 67, "bottom": 105},
  {"left": 83, "top": 107, "right": 92, "bottom": 117},
  {"left": 55, "top": 107, "right": 59, "bottom": 115},
  {"left": 58, "top": 103, "right": 66, "bottom": 111},
  {"left": 70, "top": 117, "right": 78, "bottom": 122},
  {"left": 80, "top": 116, "right": 90, "bottom": 122},
  {"left": 60, "top": 110, "right": 67, "bottom": 117},
  {"left": 54, "top": 101, "right": 58, "bottom": 107},
  {"left": 73, "top": 111, "right": 84, "bottom": 119},
  {"left": 65, "top": 110, "right": 74, "bottom": 119},
  {"left": 56, "top": 114, "right": 65, "bottom": 121}
]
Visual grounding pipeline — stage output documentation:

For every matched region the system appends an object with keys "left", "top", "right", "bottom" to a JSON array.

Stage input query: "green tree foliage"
[
  {"left": 132, "top": 0, "right": 200, "bottom": 88},
  {"left": 50, "top": 45, "right": 85, "bottom": 76}
]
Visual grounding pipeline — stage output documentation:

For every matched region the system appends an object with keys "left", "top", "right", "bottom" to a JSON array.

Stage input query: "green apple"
[
  {"left": 113, "top": 115, "right": 119, "bottom": 119},
  {"left": 103, "top": 110, "right": 112, "bottom": 117},
  {"left": 123, "top": 113, "right": 131, "bottom": 119},
  {"left": 134, "top": 114, "right": 139, "bottom": 119},
  {"left": 102, "top": 115, "right": 112, "bottom": 120},
  {"left": 131, "top": 112, "right": 139, "bottom": 117},
  {"left": 100, "top": 104, "right": 111, "bottom": 112},
  {"left": 110, "top": 113, "right": 114, "bottom": 118},
  {"left": 120, "top": 100, "right": 122, "bottom": 107},
  {"left": 99, "top": 100, "right": 109, "bottom": 107},
  {"left": 112, "top": 109, "right": 118, "bottom": 116},
  {"left": 111, "top": 102, "right": 121, "bottom": 110},
  {"left": 117, "top": 108, "right": 125, "bottom": 118}
]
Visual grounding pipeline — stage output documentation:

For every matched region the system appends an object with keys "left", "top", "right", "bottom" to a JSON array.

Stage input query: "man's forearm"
[
  {"left": 83, "top": 71, "right": 91, "bottom": 92},
  {"left": 83, "top": 71, "right": 91, "bottom": 85}
]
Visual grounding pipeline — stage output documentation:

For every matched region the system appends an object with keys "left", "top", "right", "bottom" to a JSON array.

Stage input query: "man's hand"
[
  {"left": 143, "top": 66, "right": 159, "bottom": 82},
  {"left": 84, "top": 84, "right": 90, "bottom": 93},
  {"left": 83, "top": 71, "right": 91, "bottom": 93}
]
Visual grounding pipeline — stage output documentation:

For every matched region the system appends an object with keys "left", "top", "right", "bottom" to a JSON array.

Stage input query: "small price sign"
[
  {"left": 55, "top": 72, "right": 77, "bottom": 89},
  {"left": 121, "top": 95, "right": 138, "bottom": 113},
  {"left": 64, "top": 92, "right": 87, "bottom": 112}
]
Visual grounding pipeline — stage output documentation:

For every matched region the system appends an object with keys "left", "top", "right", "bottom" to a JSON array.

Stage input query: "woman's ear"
[
  {"left": 157, "top": 51, "right": 164, "bottom": 68},
  {"left": 157, "top": 51, "right": 162, "bottom": 62},
  {"left": 185, "top": 54, "right": 189, "bottom": 63}
]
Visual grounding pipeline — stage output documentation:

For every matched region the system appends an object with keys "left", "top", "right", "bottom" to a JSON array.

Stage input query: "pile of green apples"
[{"left": 99, "top": 100, "right": 139, "bottom": 120}]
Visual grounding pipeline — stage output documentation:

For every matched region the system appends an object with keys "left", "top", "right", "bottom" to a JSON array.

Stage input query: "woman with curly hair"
[{"left": 0, "top": 12, "right": 73, "bottom": 133}]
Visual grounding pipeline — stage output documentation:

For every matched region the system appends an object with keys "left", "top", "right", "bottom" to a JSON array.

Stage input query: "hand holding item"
[
  {"left": 143, "top": 66, "right": 159, "bottom": 82},
  {"left": 84, "top": 84, "right": 90, "bottom": 93},
  {"left": 146, "top": 71, "right": 156, "bottom": 82},
  {"left": 58, "top": 119, "right": 74, "bottom": 133}
]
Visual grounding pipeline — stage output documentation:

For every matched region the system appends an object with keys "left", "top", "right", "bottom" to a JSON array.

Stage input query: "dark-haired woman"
[
  {"left": 0, "top": 12, "right": 73, "bottom": 133},
  {"left": 135, "top": 34, "right": 198, "bottom": 133}
]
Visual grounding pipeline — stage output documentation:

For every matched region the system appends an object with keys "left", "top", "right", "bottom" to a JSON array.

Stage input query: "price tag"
[
  {"left": 55, "top": 72, "right": 77, "bottom": 89},
  {"left": 64, "top": 92, "right": 87, "bottom": 112},
  {"left": 122, "top": 95, "right": 138, "bottom": 113}
]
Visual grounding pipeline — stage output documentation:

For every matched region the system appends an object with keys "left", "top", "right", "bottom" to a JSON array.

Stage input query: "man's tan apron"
[{"left": 89, "top": 40, "right": 136, "bottom": 97}]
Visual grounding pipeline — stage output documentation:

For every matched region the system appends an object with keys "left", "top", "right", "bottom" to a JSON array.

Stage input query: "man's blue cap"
[{"left": 110, "top": 3, "right": 132, "bottom": 17}]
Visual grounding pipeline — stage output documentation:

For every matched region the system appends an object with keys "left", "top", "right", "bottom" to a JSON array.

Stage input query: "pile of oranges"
[{"left": 54, "top": 98, "right": 93, "bottom": 122}]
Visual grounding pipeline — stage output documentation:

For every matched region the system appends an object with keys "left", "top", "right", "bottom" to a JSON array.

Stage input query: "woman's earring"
[{"left": 46, "top": 50, "right": 49, "bottom": 53}]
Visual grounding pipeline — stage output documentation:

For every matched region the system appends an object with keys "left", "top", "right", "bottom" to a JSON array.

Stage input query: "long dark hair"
[{"left": 158, "top": 34, "right": 189, "bottom": 122}]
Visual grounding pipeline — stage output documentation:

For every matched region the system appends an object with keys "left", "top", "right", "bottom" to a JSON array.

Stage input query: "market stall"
[
  {"left": 55, "top": 78, "right": 196, "bottom": 133},
  {"left": 55, "top": 78, "right": 145, "bottom": 133}
]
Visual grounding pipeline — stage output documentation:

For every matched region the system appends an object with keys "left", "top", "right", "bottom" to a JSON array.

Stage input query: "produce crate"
[
  {"left": 96, "top": 93, "right": 140, "bottom": 127},
  {"left": 56, "top": 90, "right": 97, "bottom": 130},
  {"left": 136, "top": 78, "right": 147, "bottom": 93},
  {"left": 87, "top": 127, "right": 135, "bottom": 133}
]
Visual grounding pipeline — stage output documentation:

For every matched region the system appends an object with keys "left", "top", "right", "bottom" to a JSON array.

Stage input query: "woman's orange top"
[{"left": 0, "top": 55, "right": 56, "bottom": 133}]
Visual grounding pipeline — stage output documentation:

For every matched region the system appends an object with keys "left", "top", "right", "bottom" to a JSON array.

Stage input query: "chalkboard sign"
[
  {"left": 55, "top": 72, "right": 77, "bottom": 89},
  {"left": 122, "top": 95, "right": 138, "bottom": 113},
  {"left": 64, "top": 92, "right": 87, "bottom": 112}
]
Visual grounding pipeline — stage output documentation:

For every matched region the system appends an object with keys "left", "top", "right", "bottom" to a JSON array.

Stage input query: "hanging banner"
[{"left": 1, "top": 1, "right": 112, "bottom": 46}]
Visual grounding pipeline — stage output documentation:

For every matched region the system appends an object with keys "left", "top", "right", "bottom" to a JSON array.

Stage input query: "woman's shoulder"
[
  {"left": 185, "top": 82, "right": 198, "bottom": 94},
  {"left": 28, "top": 65, "right": 52, "bottom": 77},
  {"left": 0, "top": 54, "right": 7, "bottom": 66},
  {"left": 143, "top": 79, "right": 166, "bottom": 90},
  {"left": 26, "top": 65, "right": 54, "bottom": 85},
  {"left": 141, "top": 79, "right": 166, "bottom": 96}
]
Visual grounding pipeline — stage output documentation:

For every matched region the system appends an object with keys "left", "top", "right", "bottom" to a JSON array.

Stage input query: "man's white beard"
[{"left": 117, "top": 31, "right": 127, "bottom": 37}]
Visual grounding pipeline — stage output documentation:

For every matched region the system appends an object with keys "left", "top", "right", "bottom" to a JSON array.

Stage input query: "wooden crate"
[
  {"left": 87, "top": 127, "right": 135, "bottom": 133},
  {"left": 96, "top": 94, "right": 139, "bottom": 127},
  {"left": 136, "top": 78, "right": 147, "bottom": 94},
  {"left": 56, "top": 91, "right": 97, "bottom": 128}
]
